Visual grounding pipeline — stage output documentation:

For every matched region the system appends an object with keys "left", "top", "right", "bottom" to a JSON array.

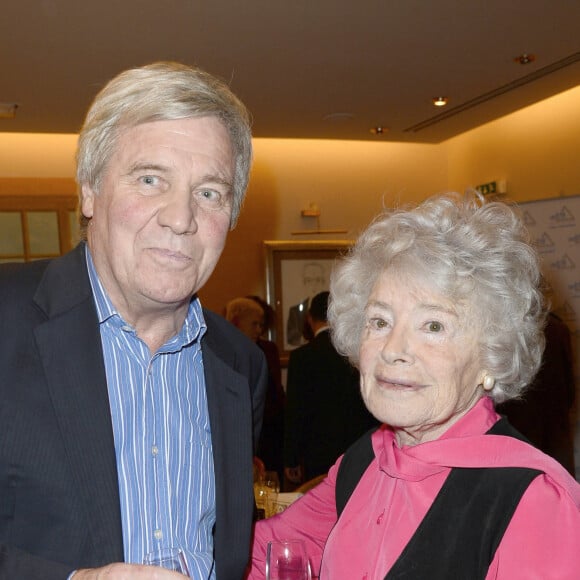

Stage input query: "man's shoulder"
[
  {"left": 203, "top": 308, "right": 264, "bottom": 358},
  {"left": 0, "top": 258, "right": 50, "bottom": 284},
  {"left": 204, "top": 307, "right": 245, "bottom": 340},
  {"left": 0, "top": 259, "right": 51, "bottom": 306},
  {"left": 288, "top": 339, "right": 314, "bottom": 362}
]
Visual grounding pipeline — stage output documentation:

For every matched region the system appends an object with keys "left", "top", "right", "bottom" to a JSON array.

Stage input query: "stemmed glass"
[
  {"left": 255, "top": 470, "right": 282, "bottom": 519},
  {"left": 263, "top": 471, "right": 280, "bottom": 493},
  {"left": 144, "top": 547, "right": 190, "bottom": 576},
  {"left": 266, "top": 539, "right": 312, "bottom": 580}
]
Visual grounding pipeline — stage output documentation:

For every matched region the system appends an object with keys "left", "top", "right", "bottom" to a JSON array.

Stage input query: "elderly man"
[{"left": 0, "top": 62, "right": 267, "bottom": 579}]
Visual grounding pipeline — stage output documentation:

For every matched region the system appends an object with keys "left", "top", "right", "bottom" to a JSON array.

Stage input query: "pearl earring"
[{"left": 483, "top": 375, "right": 495, "bottom": 391}]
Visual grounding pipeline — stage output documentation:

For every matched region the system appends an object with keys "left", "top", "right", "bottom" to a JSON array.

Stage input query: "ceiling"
[{"left": 1, "top": 0, "right": 579, "bottom": 143}]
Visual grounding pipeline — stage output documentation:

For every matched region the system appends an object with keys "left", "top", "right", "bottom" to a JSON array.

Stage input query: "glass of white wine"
[{"left": 144, "top": 547, "right": 190, "bottom": 576}]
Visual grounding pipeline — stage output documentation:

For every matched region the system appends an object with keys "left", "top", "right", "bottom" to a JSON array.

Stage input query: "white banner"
[{"left": 520, "top": 196, "right": 580, "bottom": 480}]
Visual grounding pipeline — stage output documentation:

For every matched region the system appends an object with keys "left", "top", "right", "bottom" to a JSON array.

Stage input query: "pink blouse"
[{"left": 247, "top": 397, "right": 580, "bottom": 579}]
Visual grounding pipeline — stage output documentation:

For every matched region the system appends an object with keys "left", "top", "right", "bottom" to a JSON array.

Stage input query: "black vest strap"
[
  {"left": 335, "top": 426, "right": 376, "bottom": 517},
  {"left": 334, "top": 418, "right": 542, "bottom": 580}
]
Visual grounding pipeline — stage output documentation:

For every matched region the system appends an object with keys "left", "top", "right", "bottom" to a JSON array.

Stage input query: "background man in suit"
[
  {"left": 284, "top": 291, "right": 378, "bottom": 486},
  {"left": 0, "top": 62, "right": 267, "bottom": 579}
]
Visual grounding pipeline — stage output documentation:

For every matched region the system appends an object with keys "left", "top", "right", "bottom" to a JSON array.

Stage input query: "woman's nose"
[{"left": 380, "top": 325, "right": 413, "bottom": 365}]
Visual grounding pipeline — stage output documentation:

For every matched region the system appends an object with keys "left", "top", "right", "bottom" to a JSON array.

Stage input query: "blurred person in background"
[
  {"left": 498, "top": 310, "right": 576, "bottom": 476},
  {"left": 227, "top": 297, "right": 286, "bottom": 482}
]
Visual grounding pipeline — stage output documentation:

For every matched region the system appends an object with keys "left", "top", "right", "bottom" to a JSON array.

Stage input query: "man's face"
[
  {"left": 81, "top": 116, "right": 235, "bottom": 320},
  {"left": 237, "top": 312, "right": 264, "bottom": 342}
]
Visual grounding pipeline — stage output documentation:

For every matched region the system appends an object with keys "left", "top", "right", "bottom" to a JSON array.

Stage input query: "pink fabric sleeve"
[
  {"left": 486, "top": 473, "right": 580, "bottom": 580},
  {"left": 245, "top": 464, "right": 340, "bottom": 579}
]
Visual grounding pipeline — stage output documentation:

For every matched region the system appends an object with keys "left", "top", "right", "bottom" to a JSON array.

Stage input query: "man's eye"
[
  {"left": 140, "top": 175, "right": 158, "bottom": 186},
  {"left": 201, "top": 190, "right": 218, "bottom": 200},
  {"left": 427, "top": 321, "right": 443, "bottom": 332},
  {"left": 195, "top": 189, "right": 225, "bottom": 210}
]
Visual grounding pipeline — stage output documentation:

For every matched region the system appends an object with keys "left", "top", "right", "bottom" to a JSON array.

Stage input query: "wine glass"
[
  {"left": 266, "top": 539, "right": 312, "bottom": 580},
  {"left": 254, "top": 479, "right": 270, "bottom": 520},
  {"left": 263, "top": 470, "right": 281, "bottom": 493},
  {"left": 262, "top": 471, "right": 281, "bottom": 517},
  {"left": 144, "top": 547, "right": 190, "bottom": 576}
]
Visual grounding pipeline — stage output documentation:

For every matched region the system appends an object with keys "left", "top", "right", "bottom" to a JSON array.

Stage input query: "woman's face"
[{"left": 359, "top": 269, "right": 485, "bottom": 446}]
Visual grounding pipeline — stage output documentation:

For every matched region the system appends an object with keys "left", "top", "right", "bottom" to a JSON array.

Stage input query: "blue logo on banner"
[
  {"left": 549, "top": 206, "right": 575, "bottom": 227},
  {"left": 523, "top": 211, "right": 536, "bottom": 227},
  {"left": 534, "top": 232, "right": 555, "bottom": 250},
  {"left": 550, "top": 254, "right": 576, "bottom": 270},
  {"left": 568, "top": 281, "right": 580, "bottom": 297}
]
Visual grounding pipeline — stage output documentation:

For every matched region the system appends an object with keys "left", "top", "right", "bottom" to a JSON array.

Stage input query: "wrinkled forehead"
[{"left": 374, "top": 256, "right": 480, "bottom": 325}]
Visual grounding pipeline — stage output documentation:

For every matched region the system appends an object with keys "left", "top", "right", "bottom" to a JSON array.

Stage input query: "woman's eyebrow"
[
  {"left": 419, "top": 302, "right": 459, "bottom": 318},
  {"left": 365, "top": 299, "right": 390, "bottom": 311}
]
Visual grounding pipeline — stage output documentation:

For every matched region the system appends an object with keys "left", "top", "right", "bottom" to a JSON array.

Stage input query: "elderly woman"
[{"left": 246, "top": 192, "right": 580, "bottom": 579}]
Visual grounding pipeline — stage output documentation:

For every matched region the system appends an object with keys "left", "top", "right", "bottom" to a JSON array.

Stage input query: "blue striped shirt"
[{"left": 86, "top": 249, "right": 216, "bottom": 579}]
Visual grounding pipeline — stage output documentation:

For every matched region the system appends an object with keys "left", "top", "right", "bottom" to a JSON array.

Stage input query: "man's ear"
[{"left": 81, "top": 183, "right": 96, "bottom": 219}]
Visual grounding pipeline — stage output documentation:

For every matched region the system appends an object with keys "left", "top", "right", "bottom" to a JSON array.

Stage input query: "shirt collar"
[{"left": 314, "top": 325, "right": 330, "bottom": 337}]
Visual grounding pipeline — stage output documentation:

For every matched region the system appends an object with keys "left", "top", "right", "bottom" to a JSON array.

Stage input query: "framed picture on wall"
[{"left": 264, "top": 240, "right": 352, "bottom": 364}]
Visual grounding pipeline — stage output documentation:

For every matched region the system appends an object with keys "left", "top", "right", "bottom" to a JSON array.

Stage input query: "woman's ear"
[{"left": 482, "top": 374, "right": 496, "bottom": 391}]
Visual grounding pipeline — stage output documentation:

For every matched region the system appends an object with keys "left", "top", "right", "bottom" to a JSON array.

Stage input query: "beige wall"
[
  {"left": 0, "top": 85, "right": 578, "bottom": 313},
  {"left": 202, "top": 139, "right": 447, "bottom": 313},
  {"left": 0, "top": 132, "right": 77, "bottom": 176},
  {"left": 446, "top": 85, "right": 580, "bottom": 203}
]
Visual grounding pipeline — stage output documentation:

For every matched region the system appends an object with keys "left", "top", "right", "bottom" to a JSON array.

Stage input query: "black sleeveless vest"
[{"left": 334, "top": 418, "right": 542, "bottom": 580}]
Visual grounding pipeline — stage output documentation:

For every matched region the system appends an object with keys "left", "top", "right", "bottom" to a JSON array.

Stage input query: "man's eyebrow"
[
  {"left": 198, "top": 173, "right": 234, "bottom": 189},
  {"left": 126, "top": 162, "right": 169, "bottom": 175}
]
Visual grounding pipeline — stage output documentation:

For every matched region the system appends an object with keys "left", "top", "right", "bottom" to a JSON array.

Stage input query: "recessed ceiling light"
[
  {"left": 514, "top": 53, "right": 536, "bottom": 65},
  {"left": 369, "top": 125, "right": 388, "bottom": 135},
  {"left": 0, "top": 102, "right": 18, "bottom": 119},
  {"left": 432, "top": 97, "right": 448, "bottom": 107}
]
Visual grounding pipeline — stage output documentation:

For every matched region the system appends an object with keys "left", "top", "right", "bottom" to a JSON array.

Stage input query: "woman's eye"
[
  {"left": 427, "top": 321, "right": 443, "bottom": 332},
  {"left": 368, "top": 317, "right": 388, "bottom": 330}
]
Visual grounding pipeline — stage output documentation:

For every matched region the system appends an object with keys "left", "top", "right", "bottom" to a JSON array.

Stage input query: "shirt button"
[
  {"left": 121, "top": 325, "right": 132, "bottom": 332},
  {"left": 152, "top": 446, "right": 159, "bottom": 456},
  {"left": 154, "top": 529, "right": 163, "bottom": 539}
]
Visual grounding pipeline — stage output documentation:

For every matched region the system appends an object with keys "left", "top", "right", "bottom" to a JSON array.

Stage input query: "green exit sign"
[{"left": 476, "top": 181, "right": 498, "bottom": 195}]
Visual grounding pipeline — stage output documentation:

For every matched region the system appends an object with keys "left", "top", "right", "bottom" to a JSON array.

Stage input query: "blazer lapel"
[
  {"left": 33, "top": 245, "right": 124, "bottom": 565},
  {"left": 202, "top": 339, "right": 254, "bottom": 574}
]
